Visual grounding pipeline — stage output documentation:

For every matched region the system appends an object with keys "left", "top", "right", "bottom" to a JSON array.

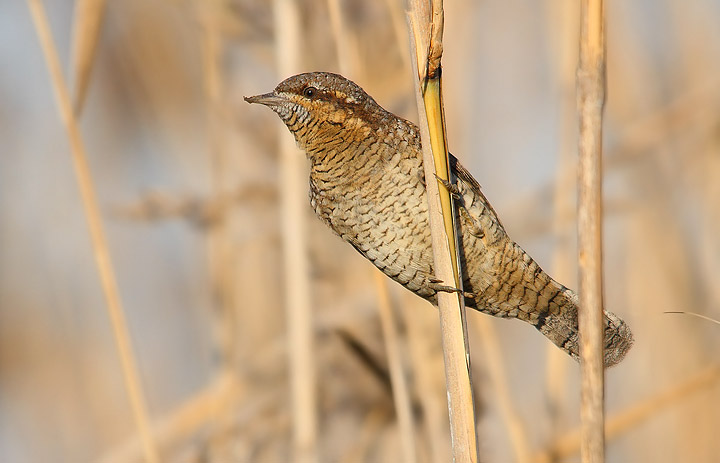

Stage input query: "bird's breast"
[{"left": 308, "top": 143, "right": 436, "bottom": 293}]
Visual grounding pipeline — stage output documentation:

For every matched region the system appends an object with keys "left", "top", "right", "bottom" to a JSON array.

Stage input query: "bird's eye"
[{"left": 303, "top": 86, "right": 317, "bottom": 98}]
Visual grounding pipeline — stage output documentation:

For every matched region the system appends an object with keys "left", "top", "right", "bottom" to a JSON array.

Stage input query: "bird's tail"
[
  {"left": 534, "top": 288, "right": 634, "bottom": 367},
  {"left": 462, "top": 235, "right": 633, "bottom": 366}
]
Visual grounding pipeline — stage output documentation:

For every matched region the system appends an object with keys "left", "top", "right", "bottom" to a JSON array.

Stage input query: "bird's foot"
[
  {"left": 434, "top": 174, "right": 461, "bottom": 199},
  {"left": 428, "top": 279, "right": 475, "bottom": 299}
]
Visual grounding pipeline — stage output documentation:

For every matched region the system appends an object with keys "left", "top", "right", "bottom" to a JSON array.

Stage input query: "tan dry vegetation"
[{"left": 1, "top": 0, "right": 719, "bottom": 462}]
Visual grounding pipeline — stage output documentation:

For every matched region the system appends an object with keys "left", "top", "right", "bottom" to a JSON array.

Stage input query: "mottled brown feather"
[{"left": 246, "top": 72, "right": 633, "bottom": 367}]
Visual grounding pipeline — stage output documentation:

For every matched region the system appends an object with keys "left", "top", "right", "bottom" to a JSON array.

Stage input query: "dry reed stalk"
[
  {"left": 576, "top": 0, "right": 607, "bottom": 461},
  {"left": 532, "top": 366, "right": 720, "bottom": 463},
  {"left": 471, "top": 318, "right": 531, "bottom": 463},
  {"left": 272, "top": 0, "right": 318, "bottom": 461},
  {"left": 664, "top": 311, "right": 720, "bottom": 325},
  {"left": 26, "top": 2, "right": 159, "bottom": 463},
  {"left": 98, "top": 373, "right": 242, "bottom": 463},
  {"left": 407, "top": 1, "right": 479, "bottom": 460},
  {"left": 70, "top": 0, "right": 106, "bottom": 115},
  {"left": 374, "top": 272, "right": 418, "bottom": 463}
]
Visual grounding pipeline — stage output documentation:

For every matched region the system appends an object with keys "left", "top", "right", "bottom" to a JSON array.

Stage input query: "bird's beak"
[{"left": 244, "top": 92, "right": 284, "bottom": 107}]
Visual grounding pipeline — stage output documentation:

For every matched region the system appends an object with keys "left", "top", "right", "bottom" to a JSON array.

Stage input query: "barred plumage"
[{"left": 246, "top": 72, "right": 633, "bottom": 367}]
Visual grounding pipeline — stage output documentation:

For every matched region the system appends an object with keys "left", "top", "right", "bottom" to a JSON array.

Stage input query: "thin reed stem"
[
  {"left": 407, "top": 1, "right": 479, "bottom": 460},
  {"left": 70, "top": 0, "right": 106, "bottom": 115},
  {"left": 27, "top": 1, "right": 159, "bottom": 462}
]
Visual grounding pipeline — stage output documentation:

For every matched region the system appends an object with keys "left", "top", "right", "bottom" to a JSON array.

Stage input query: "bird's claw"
[
  {"left": 434, "top": 174, "right": 461, "bottom": 199},
  {"left": 428, "top": 280, "right": 475, "bottom": 300}
]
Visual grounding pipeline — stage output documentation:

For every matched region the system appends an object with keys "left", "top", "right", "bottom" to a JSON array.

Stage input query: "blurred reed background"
[{"left": 1, "top": 0, "right": 719, "bottom": 462}]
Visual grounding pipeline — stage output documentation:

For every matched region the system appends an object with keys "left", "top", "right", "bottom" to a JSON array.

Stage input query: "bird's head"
[{"left": 245, "top": 72, "right": 387, "bottom": 153}]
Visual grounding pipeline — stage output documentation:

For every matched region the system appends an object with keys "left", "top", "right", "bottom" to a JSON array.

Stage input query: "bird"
[{"left": 245, "top": 72, "right": 633, "bottom": 367}]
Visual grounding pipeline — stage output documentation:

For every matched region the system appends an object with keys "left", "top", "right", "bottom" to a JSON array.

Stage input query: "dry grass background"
[{"left": 1, "top": 0, "right": 719, "bottom": 462}]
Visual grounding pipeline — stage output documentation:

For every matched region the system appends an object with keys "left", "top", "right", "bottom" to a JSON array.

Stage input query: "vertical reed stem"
[
  {"left": 27, "top": 1, "right": 159, "bottom": 462},
  {"left": 577, "top": 0, "right": 607, "bottom": 461},
  {"left": 407, "top": 1, "right": 479, "bottom": 460},
  {"left": 70, "top": 0, "right": 106, "bottom": 115}
]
